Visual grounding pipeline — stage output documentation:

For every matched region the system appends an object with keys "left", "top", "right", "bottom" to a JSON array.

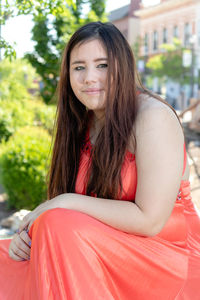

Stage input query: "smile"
[{"left": 83, "top": 89, "right": 103, "bottom": 95}]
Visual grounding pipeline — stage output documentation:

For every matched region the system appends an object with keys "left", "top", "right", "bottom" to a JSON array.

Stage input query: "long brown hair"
[{"left": 47, "top": 21, "right": 184, "bottom": 200}]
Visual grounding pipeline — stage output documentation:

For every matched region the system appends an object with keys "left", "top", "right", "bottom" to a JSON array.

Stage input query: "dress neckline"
[{"left": 82, "top": 126, "right": 136, "bottom": 162}]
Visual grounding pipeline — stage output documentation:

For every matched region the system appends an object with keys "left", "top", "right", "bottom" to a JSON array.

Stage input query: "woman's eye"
[
  {"left": 74, "top": 66, "right": 84, "bottom": 71},
  {"left": 97, "top": 64, "right": 108, "bottom": 68}
]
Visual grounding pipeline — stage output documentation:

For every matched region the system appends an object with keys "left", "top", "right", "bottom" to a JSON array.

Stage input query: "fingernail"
[{"left": 29, "top": 241, "right": 31, "bottom": 247}]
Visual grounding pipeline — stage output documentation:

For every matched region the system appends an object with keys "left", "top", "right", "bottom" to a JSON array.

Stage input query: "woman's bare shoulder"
[
  {"left": 128, "top": 93, "right": 183, "bottom": 153},
  {"left": 137, "top": 93, "right": 172, "bottom": 114},
  {"left": 136, "top": 93, "right": 180, "bottom": 129}
]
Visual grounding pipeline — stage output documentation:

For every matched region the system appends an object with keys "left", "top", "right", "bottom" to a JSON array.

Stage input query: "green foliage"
[
  {"left": 15, "top": 0, "right": 66, "bottom": 16},
  {"left": 24, "top": 0, "right": 107, "bottom": 103},
  {"left": 90, "top": 0, "right": 106, "bottom": 18},
  {"left": 0, "top": 58, "right": 55, "bottom": 210},
  {"left": 147, "top": 53, "right": 163, "bottom": 70},
  {"left": 0, "top": 99, "right": 35, "bottom": 143},
  {"left": 0, "top": 127, "right": 51, "bottom": 210},
  {"left": 25, "top": 13, "right": 64, "bottom": 103},
  {"left": 0, "top": 58, "right": 39, "bottom": 101},
  {"left": 28, "top": 100, "right": 56, "bottom": 134},
  {"left": 0, "top": 97, "right": 56, "bottom": 142},
  {"left": 0, "top": 58, "right": 56, "bottom": 141},
  {"left": 1, "top": 0, "right": 107, "bottom": 68},
  {"left": 146, "top": 38, "right": 191, "bottom": 85},
  {"left": 0, "top": 38, "right": 16, "bottom": 61}
]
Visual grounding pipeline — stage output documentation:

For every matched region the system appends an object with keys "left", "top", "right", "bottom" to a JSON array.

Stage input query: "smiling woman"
[
  {"left": 69, "top": 39, "right": 108, "bottom": 115},
  {"left": 0, "top": 21, "right": 200, "bottom": 300}
]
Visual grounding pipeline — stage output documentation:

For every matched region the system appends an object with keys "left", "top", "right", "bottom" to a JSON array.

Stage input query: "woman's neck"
[{"left": 89, "top": 111, "right": 105, "bottom": 144}]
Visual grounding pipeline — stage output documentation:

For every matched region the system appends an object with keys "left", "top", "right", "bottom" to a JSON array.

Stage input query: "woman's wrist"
[{"left": 49, "top": 193, "right": 73, "bottom": 210}]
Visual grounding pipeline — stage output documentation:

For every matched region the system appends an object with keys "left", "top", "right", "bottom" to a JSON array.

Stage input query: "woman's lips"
[{"left": 83, "top": 89, "right": 103, "bottom": 95}]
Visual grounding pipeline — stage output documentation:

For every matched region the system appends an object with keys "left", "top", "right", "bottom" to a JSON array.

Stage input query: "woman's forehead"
[{"left": 70, "top": 39, "right": 107, "bottom": 60}]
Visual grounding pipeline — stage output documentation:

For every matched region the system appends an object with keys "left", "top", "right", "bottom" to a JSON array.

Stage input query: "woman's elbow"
[{"left": 141, "top": 220, "right": 165, "bottom": 237}]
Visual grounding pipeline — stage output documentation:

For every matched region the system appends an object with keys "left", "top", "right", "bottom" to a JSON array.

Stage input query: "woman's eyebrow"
[{"left": 71, "top": 58, "right": 108, "bottom": 65}]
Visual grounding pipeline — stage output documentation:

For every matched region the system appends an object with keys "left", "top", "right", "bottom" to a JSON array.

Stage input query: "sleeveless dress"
[{"left": 0, "top": 133, "right": 200, "bottom": 299}]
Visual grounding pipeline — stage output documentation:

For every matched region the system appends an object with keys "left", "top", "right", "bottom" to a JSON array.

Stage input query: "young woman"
[{"left": 0, "top": 21, "right": 200, "bottom": 299}]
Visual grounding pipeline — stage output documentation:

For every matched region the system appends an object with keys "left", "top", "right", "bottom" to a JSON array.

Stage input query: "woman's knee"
[{"left": 31, "top": 208, "right": 92, "bottom": 235}]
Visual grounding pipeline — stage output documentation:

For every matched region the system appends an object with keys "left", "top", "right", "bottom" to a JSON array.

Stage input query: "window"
[
  {"left": 173, "top": 25, "right": 179, "bottom": 38},
  {"left": 184, "top": 23, "right": 191, "bottom": 47},
  {"left": 144, "top": 33, "right": 148, "bottom": 55},
  {"left": 163, "top": 28, "right": 168, "bottom": 43},
  {"left": 153, "top": 30, "right": 158, "bottom": 51}
]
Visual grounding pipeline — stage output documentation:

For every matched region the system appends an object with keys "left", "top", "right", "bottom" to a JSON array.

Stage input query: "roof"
[{"left": 108, "top": 5, "right": 130, "bottom": 22}]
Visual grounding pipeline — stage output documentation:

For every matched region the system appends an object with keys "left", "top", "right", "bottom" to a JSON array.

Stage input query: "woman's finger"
[
  {"left": 12, "top": 237, "right": 31, "bottom": 258},
  {"left": 11, "top": 244, "right": 30, "bottom": 261},
  {"left": 19, "top": 214, "right": 32, "bottom": 233},
  {"left": 19, "top": 205, "right": 47, "bottom": 233},
  {"left": 18, "top": 222, "right": 28, "bottom": 233},
  {"left": 9, "top": 235, "right": 31, "bottom": 259},
  {"left": 19, "top": 230, "right": 32, "bottom": 248},
  {"left": 9, "top": 248, "right": 24, "bottom": 262},
  {"left": 12, "top": 235, "right": 30, "bottom": 260},
  {"left": 27, "top": 220, "right": 34, "bottom": 231}
]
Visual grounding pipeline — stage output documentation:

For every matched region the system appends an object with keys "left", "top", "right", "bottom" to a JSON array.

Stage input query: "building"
[
  {"left": 109, "top": 0, "right": 200, "bottom": 109},
  {"left": 108, "top": 0, "right": 141, "bottom": 47},
  {"left": 135, "top": 0, "right": 200, "bottom": 108}
]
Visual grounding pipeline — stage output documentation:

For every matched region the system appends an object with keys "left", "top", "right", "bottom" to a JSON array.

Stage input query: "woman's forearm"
[{"left": 51, "top": 193, "right": 155, "bottom": 237}]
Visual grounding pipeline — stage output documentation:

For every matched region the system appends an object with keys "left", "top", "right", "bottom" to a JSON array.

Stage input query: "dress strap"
[{"left": 182, "top": 143, "right": 187, "bottom": 176}]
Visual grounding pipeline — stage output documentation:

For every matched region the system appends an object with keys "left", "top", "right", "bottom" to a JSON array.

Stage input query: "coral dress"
[{"left": 0, "top": 135, "right": 200, "bottom": 300}]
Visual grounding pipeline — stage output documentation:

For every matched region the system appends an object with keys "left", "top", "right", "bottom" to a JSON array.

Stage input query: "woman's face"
[{"left": 69, "top": 39, "right": 108, "bottom": 117}]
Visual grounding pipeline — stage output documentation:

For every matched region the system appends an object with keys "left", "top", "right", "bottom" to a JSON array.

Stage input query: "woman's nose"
[{"left": 83, "top": 68, "right": 97, "bottom": 84}]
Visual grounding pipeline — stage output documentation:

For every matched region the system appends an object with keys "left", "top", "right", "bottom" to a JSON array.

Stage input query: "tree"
[
  {"left": 1, "top": 0, "right": 107, "bottom": 102},
  {"left": 24, "top": 0, "right": 107, "bottom": 102},
  {"left": 146, "top": 38, "right": 191, "bottom": 86},
  {"left": 0, "top": 0, "right": 106, "bottom": 61}
]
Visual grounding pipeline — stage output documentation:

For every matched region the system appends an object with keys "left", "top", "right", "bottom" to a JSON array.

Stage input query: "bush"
[
  {"left": 0, "top": 58, "right": 39, "bottom": 101},
  {"left": 0, "top": 99, "right": 35, "bottom": 143},
  {"left": 28, "top": 100, "right": 56, "bottom": 135},
  {"left": 0, "top": 58, "right": 56, "bottom": 142},
  {"left": 0, "top": 99, "right": 56, "bottom": 142},
  {"left": 0, "top": 127, "right": 52, "bottom": 210}
]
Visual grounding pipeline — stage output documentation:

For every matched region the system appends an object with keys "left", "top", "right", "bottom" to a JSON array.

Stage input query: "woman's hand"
[
  {"left": 18, "top": 200, "right": 56, "bottom": 233},
  {"left": 9, "top": 230, "right": 31, "bottom": 261},
  {"left": 9, "top": 197, "right": 65, "bottom": 261}
]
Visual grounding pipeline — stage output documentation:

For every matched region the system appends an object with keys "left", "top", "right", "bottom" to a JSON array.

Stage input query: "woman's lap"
[{"left": 0, "top": 208, "right": 188, "bottom": 300}]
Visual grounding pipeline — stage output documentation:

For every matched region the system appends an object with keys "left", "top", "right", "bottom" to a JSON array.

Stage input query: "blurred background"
[{"left": 0, "top": 0, "right": 200, "bottom": 238}]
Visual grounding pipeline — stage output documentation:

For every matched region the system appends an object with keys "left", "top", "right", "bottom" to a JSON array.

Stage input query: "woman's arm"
[
  {"left": 133, "top": 103, "right": 184, "bottom": 234},
  {"left": 51, "top": 103, "right": 184, "bottom": 237},
  {"left": 53, "top": 193, "right": 150, "bottom": 235}
]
